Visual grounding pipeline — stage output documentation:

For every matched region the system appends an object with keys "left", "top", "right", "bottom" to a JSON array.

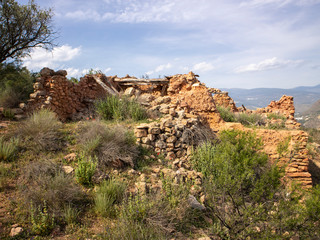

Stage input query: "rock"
[
  {"left": 64, "top": 153, "right": 77, "bottom": 162},
  {"left": 40, "top": 67, "right": 54, "bottom": 77},
  {"left": 124, "top": 87, "right": 136, "bottom": 96},
  {"left": 19, "top": 103, "right": 27, "bottom": 110},
  {"left": 148, "top": 127, "right": 161, "bottom": 135},
  {"left": 55, "top": 70, "right": 68, "bottom": 76},
  {"left": 155, "top": 140, "right": 166, "bottom": 149},
  {"left": 135, "top": 127, "right": 148, "bottom": 138},
  {"left": 10, "top": 226, "right": 23, "bottom": 237},
  {"left": 62, "top": 166, "right": 74, "bottom": 174},
  {"left": 188, "top": 195, "right": 206, "bottom": 211}
]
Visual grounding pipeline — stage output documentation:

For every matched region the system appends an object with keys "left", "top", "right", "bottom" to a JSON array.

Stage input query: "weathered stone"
[
  {"left": 10, "top": 227, "right": 23, "bottom": 237},
  {"left": 166, "top": 135, "right": 177, "bottom": 143},
  {"left": 40, "top": 67, "right": 54, "bottom": 77},
  {"left": 155, "top": 140, "right": 166, "bottom": 149},
  {"left": 148, "top": 127, "right": 161, "bottom": 134},
  {"left": 188, "top": 195, "right": 205, "bottom": 211},
  {"left": 124, "top": 87, "right": 136, "bottom": 96},
  {"left": 135, "top": 128, "right": 148, "bottom": 138},
  {"left": 62, "top": 166, "right": 74, "bottom": 174}
]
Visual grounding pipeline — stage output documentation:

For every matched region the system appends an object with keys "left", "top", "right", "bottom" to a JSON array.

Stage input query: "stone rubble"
[{"left": 21, "top": 68, "right": 316, "bottom": 188}]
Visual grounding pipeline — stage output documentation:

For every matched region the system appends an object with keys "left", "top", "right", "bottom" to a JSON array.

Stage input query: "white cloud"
[
  {"left": 234, "top": 57, "right": 303, "bottom": 73},
  {"left": 23, "top": 45, "right": 81, "bottom": 70},
  {"left": 146, "top": 63, "right": 172, "bottom": 75},
  {"left": 65, "top": 67, "right": 112, "bottom": 78},
  {"left": 240, "top": 0, "right": 320, "bottom": 8},
  {"left": 192, "top": 62, "right": 215, "bottom": 72}
]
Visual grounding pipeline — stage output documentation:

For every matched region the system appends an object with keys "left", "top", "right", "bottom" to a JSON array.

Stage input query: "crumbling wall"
[
  {"left": 256, "top": 129, "right": 312, "bottom": 188},
  {"left": 213, "top": 92, "right": 238, "bottom": 112},
  {"left": 256, "top": 95, "right": 301, "bottom": 129},
  {"left": 135, "top": 112, "right": 215, "bottom": 162},
  {"left": 28, "top": 68, "right": 112, "bottom": 121}
]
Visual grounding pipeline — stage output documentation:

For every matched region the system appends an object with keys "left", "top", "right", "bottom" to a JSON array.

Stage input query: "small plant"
[
  {"left": 2, "top": 108, "right": 15, "bottom": 119},
  {"left": 75, "top": 153, "right": 97, "bottom": 186},
  {"left": 94, "top": 178, "right": 126, "bottom": 217},
  {"left": 0, "top": 136, "right": 19, "bottom": 161},
  {"left": 0, "top": 163, "right": 9, "bottom": 190},
  {"left": 217, "top": 106, "right": 236, "bottom": 122},
  {"left": 95, "top": 95, "right": 147, "bottom": 121},
  {"left": 30, "top": 201, "right": 55, "bottom": 236},
  {"left": 119, "top": 193, "right": 153, "bottom": 222},
  {"left": 277, "top": 136, "right": 291, "bottom": 157},
  {"left": 63, "top": 204, "right": 80, "bottom": 225}
]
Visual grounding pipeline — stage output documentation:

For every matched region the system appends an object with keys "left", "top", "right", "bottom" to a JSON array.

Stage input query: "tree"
[{"left": 0, "top": 0, "right": 56, "bottom": 63}]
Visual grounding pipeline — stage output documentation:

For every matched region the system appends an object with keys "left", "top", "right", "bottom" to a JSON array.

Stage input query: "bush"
[
  {"left": 75, "top": 153, "right": 97, "bottom": 186},
  {"left": 267, "top": 113, "right": 287, "bottom": 121},
  {"left": 94, "top": 178, "right": 126, "bottom": 217},
  {"left": 217, "top": 106, "right": 236, "bottom": 122},
  {"left": 95, "top": 95, "right": 147, "bottom": 121},
  {"left": 19, "top": 109, "right": 62, "bottom": 151},
  {"left": 2, "top": 108, "right": 15, "bottom": 119},
  {"left": 192, "top": 130, "right": 283, "bottom": 238},
  {"left": 21, "top": 160, "right": 86, "bottom": 218},
  {"left": 236, "top": 112, "right": 265, "bottom": 126},
  {"left": 0, "top": 63, "right": 35, "bottom": 108},
  {"left": 191, "top": 130, "right": 320, "bottom": 239},
  {"left": 77, "top": 121, "right": 139, "bottom": 169},
  {"left": 0, "top": 136, "right": 19, "bottom": 161}
]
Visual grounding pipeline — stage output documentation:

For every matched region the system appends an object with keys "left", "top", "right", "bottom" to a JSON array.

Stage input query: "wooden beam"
[{"left": 92, "top": 75, "right": 118, "bottom": 96}]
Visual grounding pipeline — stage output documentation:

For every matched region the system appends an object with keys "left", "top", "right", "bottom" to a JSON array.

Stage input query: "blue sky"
[{"left": 18, "top": 0, "right": 320, "bottom": 89}]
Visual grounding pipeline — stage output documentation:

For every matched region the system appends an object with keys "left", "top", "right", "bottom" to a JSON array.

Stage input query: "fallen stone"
[{"left": 10, "top": 227, "right": 23, "bottom": 237}]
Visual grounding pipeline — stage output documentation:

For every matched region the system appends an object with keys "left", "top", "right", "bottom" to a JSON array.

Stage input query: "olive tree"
[{"left": 0, "top": 0, "right": 56, "bottom": 63}]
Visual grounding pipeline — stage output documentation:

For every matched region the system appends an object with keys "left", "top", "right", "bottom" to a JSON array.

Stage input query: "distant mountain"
[
  {"left": 303, "top": 99, "right": 320, "bottom": 115},
  {"left": 222, "top": 84, "right": 320, "bottom": 114}
]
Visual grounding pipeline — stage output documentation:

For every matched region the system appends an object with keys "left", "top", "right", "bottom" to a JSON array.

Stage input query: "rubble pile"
[{"left": 135, "top": 112, "right": 215, "bottom": 161}]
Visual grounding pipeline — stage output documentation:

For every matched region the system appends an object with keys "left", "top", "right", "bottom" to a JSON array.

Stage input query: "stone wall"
[
  {"left": 28, "top": 68, "right": 113, "bottom": 121},
  {"left": 135, "top": 112, "right": 215, "bottom": 163},
  {"left": 256, "top": 129, "right": 312, "bottom": 188}
]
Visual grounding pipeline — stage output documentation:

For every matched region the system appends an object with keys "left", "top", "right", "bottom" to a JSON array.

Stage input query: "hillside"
[
  {"left": 0, "top": 69, "right": 319, "bottom": 239},
  {"left": 222, "top": 84, "right": 320, "bottom": 114}
]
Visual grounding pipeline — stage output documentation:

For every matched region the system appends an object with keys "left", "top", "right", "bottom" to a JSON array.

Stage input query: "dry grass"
[
  {"left": 18, "top": 109, "right": 62, "bottom": 151},
  {"left": 77, "top": 120, "right": 139, "bottom": 169}
]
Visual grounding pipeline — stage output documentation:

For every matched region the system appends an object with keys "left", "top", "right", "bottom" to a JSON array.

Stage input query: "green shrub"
[
  {"left": 0, "top": 63, "right": 35, "bottom": 108},
  {"left": 77, "top": 121, "right": 139, "bottom": 169},
  {"left": 30, "top": 200, "right": 55, "bottom": 236},
  {"left": 75, "top": 154, "right": 97, "bottom": 186},
  {"left": 192, "top": 130, "right": 284, "bottom": 238},
  {"left": 63, "top": 204, "right": 80, "bottom": 226},
  {"left": 95, "top": 95, "right": 147, "bottom": 121},
  {"left": 0, "top": 136, "right": 19, "bottom": 161},
  {"left": 2, "top": 108, "right": 15, "bottom": 119},
  {"left": 267, "top": 113, "right": 287, "bottom": 121},
  {"left": 306, "top": 185, "right": 320, "bottom": 222},
  {"left": 217, "top": 106, "right": 236, "bottom": 122},
  {"left": 94, "top": 178, "right": 126, "bottom": 217},
  {"left": 236, "top": 112, "right": 265, "bottom": 126},
  {"left": 19, "top": 109, "right": 62, "bottom": 151},
  {"left": 190, "top": 142, "right": 216, "bottom": 178}
]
